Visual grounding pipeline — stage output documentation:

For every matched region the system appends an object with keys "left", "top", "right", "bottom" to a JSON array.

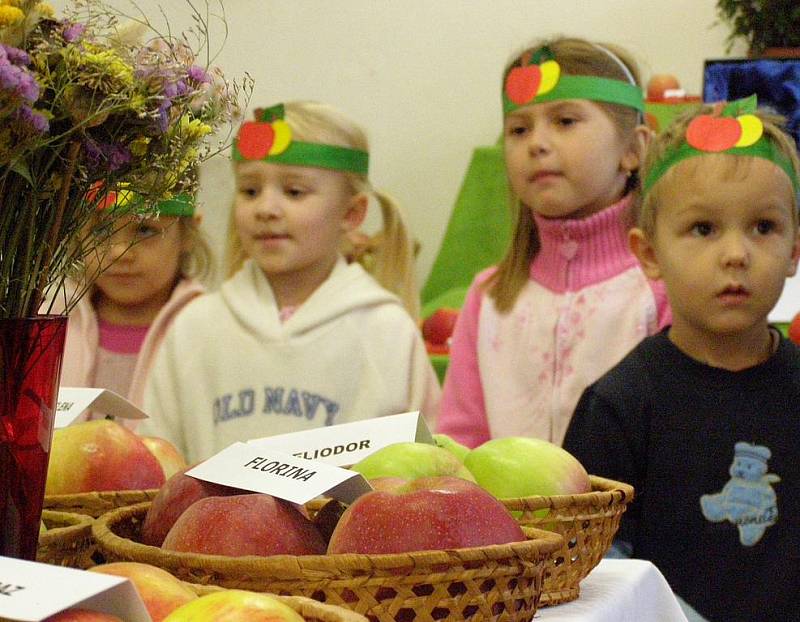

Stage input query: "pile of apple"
[{"left": 45, "top": 420, "right": 187, "bottom": 496}]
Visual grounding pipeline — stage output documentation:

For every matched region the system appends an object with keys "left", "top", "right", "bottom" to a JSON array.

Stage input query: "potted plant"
[{"left": 715, "top": 0, "right": 800, "bottom": 57}]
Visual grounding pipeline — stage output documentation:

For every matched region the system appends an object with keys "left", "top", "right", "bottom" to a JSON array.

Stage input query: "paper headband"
[
  {"left": 233, "top": 104, "right": 369, "bottom": 175},
  {"left": 643, "top": 95, "right": 800, "bottom": 195},
  {"left": 89, "top": 182, "right": 195, "bottom": 217},
  {"left": 502, "top": 47, "right": 645, "bottom": 116}
]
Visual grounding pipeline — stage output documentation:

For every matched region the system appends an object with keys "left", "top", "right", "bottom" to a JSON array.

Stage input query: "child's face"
[
  {"left": 632, "top": 157, "right": 800, "bottom": 352},
  {"left": 88, "top": 215, "right": 187, "bottom": 324},
  {"left": 503, "top": 99, "right": 641, "bottom": 219},
  {"left": 234, "top": 161, "right": 364, "bottom": 296}
]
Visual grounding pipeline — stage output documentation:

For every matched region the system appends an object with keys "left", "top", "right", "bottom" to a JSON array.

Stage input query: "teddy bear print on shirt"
[{"left": 700, "top": 442, "right": 780, "bottom": 546}]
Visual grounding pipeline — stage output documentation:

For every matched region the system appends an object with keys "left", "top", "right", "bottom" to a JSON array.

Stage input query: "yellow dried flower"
[
  {"left": 178, "top": 115, "right": 212, "bottom": 141},
  {"left": 1, "top": 0, "right": 25, "bottom": 8},
  {"left": 34, "top": 2, "right": 54, "bottom": 18},
  {"left": 129, "top": 136, "right": 151, "bottom": 157},
  {"left": 0, "top": 5, "right": 24, "bottom": 26}
]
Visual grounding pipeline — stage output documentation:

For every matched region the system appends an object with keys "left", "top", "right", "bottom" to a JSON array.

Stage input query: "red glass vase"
[{"left": 0, "top": 316, "right": 67, "bottom": 560}]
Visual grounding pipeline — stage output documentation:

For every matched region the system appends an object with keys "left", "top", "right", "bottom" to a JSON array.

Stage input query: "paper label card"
[
  {"left": 0, "top": 556, "right": 151, "bottom": 622},
  {"left": 55, "top": 387, "right": 148, "bottom": 428},
  {"left": 247, "top": 411, "right": 433, "bottom": 467},
  {"left": 186, "top": 442, "right": 372, "bottom": 505}
]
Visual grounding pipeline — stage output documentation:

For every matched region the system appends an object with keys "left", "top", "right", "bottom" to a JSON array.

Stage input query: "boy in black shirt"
[{"left": 564, "top": 97, "right": 800, "bottom": 622}]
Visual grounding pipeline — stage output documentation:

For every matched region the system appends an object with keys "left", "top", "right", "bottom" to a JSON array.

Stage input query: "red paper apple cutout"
[
  {"left": 505, "top": 65, "right": 542, "bottom": 105},
  {"left": 686, "top": 115, "right": 742, "bottom": 152},
  {"left": 422, "top": 307, "right": 459, "bottom": 346},
  {"left": 646, "top": 74, "right": 681, "bottom": 101},
  {"left": 236, "top": 121, "right": 275, "bottom": 159},
  {"left": 161, "top": 493, "right": 326, "bottom": 557},
  {"left": 89, "top": 562, "right": 196, "bottom": 622},
  {"left": 788, "top": 312, "right": 800, "bottom": 345},
  {"left": 141, "top": 467, "right": 246, "bottom": 547},
  {"left": 327, "top": 476, "right": 525, "bottom": 554}
]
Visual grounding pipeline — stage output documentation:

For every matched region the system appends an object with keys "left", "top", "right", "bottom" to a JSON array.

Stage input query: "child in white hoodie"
[{"left": 140, "top": 102, "right": 440, "bottom": 462}]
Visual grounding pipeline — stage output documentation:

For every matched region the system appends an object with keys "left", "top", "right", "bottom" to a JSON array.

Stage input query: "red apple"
[
  {"left": 45, "top": 420, "right": 165, "bottom": 495},
  {"left": 89, "top": 562, "right": 196, "bottom": 622},
  {"left": 328, "top": 476, "right": 525, "bottom": 554},
  {"left": 161, "top": 494, "right": 326, "bottom": 557},
  {"left": 422, "top": 307, "right": 459, "bottom": 345},
  {"left": 163, "top": 590, "right": 304, "bottom": 622},
  {"left": 141, "top": 467, "right": 244, "bottom": 547},
  {"left": 789, "top": 312, "right": 800, "bottom": 345},
  {"left": 368, "top": 476, "right": 408, "bottom": 492},
  {"left": 43, "top": 610, "right": 123, "bottom": 622},
  {"left": 350, "top": 441, "right": 476, "bottom": 482},
  {"left": 646, "top": 73, "right": 681, "bottom": 101},
  {"left": 140, "top": 436, "right": 188, "bottom": 480}
]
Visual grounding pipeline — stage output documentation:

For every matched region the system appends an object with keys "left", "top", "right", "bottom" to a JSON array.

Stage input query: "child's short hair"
[
  {"left": 491, "top": 36, "right": 645, "bottom": 312},
  {"left": 636, "top": 104, "right": 800, "bottom": 237},
  {"left": 178, "top": 215, "right": 213, "bottom": 281},
  {"left": 226, "top": 101, "right": 420, "bottom": 318}
]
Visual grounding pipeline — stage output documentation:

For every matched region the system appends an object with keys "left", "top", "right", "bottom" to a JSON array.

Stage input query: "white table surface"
[{"left": 534, "top": 559, "right": 688, "bottom": 622}]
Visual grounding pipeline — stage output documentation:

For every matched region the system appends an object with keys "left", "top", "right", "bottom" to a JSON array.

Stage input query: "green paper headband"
[
  {"left": 92, "top": 184, "right": 195, "bottom": 217},
  {"left": 233, "top": 104, "right": 369, "bottom": 175},
  {"left": 502, "top": 47, "right": 645, "bottom": 116},
  {"left": 155, "top": 193, "right": 195, "bottom": 217},
  {"left": 643, "top": 95, "right": 800, "bottom": 195}
]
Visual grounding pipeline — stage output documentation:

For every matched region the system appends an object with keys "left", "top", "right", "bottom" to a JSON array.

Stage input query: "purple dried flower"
[
  {"left": 62, "top": 22, "right": 86, "bottom": 43},
  {"left": 187, "top": 65, "right": 209, "bottom": 83},
  {"left": 0, "top": 61, "right": 40, "bottom": 103},
  {"left": 1, "top": 44, "right": 30, "bottom": 66},
  {"left": 14, "top": 106, "right": 49, "bottom": 134},
  {"left": 83, "top": 138, "right": 132, "bottom": 172}
]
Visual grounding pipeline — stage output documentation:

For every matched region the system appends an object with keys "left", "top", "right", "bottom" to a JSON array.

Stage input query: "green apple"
[
  {"left": 350, "top": 442, "right": 476, "bottom": 482},
  {"left": 464, "top": 437, "right": 590, "bottom": 499},
  {"left": 433, "top": 433, "right": 470, "bottom": 462}
]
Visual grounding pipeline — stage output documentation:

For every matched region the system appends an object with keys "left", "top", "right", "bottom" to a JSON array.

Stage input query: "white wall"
[{"left": 56, "top": 1, "right": 746, "bottom": 287}]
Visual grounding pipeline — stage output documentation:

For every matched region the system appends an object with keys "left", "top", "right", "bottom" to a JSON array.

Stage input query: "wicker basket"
[
  {"left": 36, "top": 510, "right": 95, "bottom": 568},
  {"left": 188, "top": 584, "right": 369, "bottom": 622},
  {"left": 501, "top": 475, "right": 634, "bottom": 606},
  {"left": 93, "top": 502, "right": 563, "bottom": 622},
  {"left": 43, "top": 489, "right": 159, "bottom": 518}
]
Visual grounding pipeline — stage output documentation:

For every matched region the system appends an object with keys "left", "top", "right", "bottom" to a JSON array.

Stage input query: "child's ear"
[
  {"left": 629, "top": 227, "right": 662, "bottom": 280},
  {"left": 341, "top": 193, "right": 368, "bottom": 233},
  {"left": 621, "top": 124, "right": 653, "bottom": 175},
  {"left": 788, "top": 230, "right": 800, "bottom": 277}
]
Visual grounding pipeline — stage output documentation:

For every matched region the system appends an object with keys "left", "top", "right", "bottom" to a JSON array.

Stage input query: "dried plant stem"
[{"left": 27, "top": 141, "right": 81, "bottom": 318}]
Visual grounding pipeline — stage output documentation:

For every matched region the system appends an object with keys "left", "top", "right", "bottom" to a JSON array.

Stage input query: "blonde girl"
[
  {"left": 141, "top": 102, "right": 440, "bottom": 462},
  {"left": 60, "top": 194, "right": 211, "bottom": 414},
  {"left": 437, "top": 37, "right": 671, "bottom": 447}
]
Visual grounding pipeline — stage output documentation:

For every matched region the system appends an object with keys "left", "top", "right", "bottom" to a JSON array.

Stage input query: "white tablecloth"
[{"left": 535, "top": 559, "right": 688, "bottom": 621}]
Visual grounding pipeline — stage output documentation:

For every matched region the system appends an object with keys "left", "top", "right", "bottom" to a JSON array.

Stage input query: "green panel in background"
[{"left": 421, "top": 146, "right": 512, "bottom": 309}]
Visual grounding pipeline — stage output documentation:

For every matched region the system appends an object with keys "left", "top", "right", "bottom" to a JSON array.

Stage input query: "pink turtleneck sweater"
[{"left": 437, "top": 197, "right": 671, "bottom": 447}]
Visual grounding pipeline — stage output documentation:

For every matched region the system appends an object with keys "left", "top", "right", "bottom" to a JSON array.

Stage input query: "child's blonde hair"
[
  {"left": 490, "top": 36, "right": 645, "bottom": 313},
  {"left": 178, "top": 215, "right": 213, "bottom": 281},
  {"left": 636, "top": 105, "right": 800, "bottom": 236},
  {"left": 225, "top": 101, "right": 420, "bottom": 318}
]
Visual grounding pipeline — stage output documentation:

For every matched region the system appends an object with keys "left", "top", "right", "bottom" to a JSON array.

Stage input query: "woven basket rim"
[
  {"left": 93, "top": 501, "right": 563, "bottom": 576},
  {"left": 501, "top": 475, "right": 634, "bottom": 511},
  {"left": 39, "top": 510, "right": 93, "bottom": 545},
  {"left": 44, "top": 489, "right": 160, "bottom": 503}
]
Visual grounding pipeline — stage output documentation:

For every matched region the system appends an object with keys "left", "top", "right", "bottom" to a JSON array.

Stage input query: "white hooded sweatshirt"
[{"left": 140, "top": 258, "right": 440, "bottom": 462}]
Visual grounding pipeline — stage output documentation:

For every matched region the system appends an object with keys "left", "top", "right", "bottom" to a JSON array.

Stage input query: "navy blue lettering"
[
  {"left": 263, "top": 387, "right": 284, "bottom": 414},
  {"left": 284, "top": 389, "right": 302, "bottom": 416}
]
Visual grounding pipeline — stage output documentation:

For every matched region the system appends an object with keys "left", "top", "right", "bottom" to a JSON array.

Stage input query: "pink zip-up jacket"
[
  {"left": 58, "top": 278, "right": 205, "bottom": 420},
  {"left": 437, "top": 197, "right": 671, "bottom": 447}
]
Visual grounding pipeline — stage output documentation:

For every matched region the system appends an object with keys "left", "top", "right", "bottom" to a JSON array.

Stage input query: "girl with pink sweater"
[
  {"left": 437, "top": 37, "right": 671, "bottom": 447},
  {"left": 59, "top": 194, "right": 211, "bottom": 417}
]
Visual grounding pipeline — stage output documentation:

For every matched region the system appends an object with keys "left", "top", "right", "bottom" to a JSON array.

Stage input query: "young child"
[
  {"left": 563, "top": 98, "right": 800, "bottom": 622},
  {"left": 140, "top": 101, "right": 441, "bottom": 462},
  {"left": 437, "top": 37, "right": 670, "bottom": 447},
  {"left": 59, "top": 193, "right": 210, "bottom": 415}
]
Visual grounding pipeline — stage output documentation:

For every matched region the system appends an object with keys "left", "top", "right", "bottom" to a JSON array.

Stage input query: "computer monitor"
[{"left": 703, "top": 58, "right": 800, "bottom": 150}]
